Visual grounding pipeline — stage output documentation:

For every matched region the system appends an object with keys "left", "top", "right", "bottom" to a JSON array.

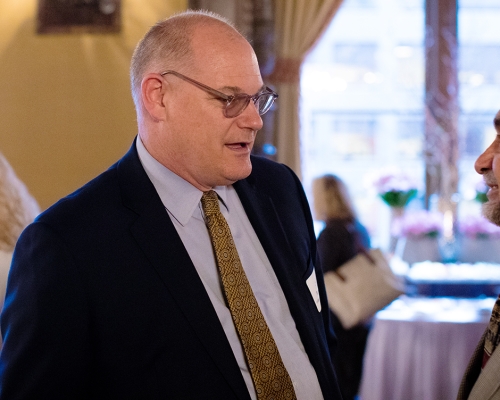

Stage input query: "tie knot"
[{"left": 201, "top": 190, "right": 220, "bottom": 216}]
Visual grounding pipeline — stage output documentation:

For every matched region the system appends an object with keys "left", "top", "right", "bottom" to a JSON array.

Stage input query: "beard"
[
  {"left": 481, "top": 171, "right": 500, "bottom": 225},
  {"left": 482, "top": 198, "right": 500, "bottom": 226}
]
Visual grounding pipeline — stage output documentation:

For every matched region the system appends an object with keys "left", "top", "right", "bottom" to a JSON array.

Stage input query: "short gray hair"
[{"left": 130, "top": 10, "right": 238, "bottom": 111}]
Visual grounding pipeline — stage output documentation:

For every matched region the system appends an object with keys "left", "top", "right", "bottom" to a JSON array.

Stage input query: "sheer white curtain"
[{"left": 269, "top": 0, "right": 344, "bottom": 179}]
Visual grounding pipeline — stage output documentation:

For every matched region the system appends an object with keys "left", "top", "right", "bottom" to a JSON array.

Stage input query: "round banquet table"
[{"left": 359, "top": 296, "right": 494, "bottom": 400}]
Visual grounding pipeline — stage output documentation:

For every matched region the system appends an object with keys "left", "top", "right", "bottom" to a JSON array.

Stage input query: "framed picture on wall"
[{"left": 37, "top": 0, "right": 121, "bottom": 34}]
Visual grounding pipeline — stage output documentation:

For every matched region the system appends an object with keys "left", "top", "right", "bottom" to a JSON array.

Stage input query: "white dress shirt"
[{"left": 136, "top": 137, "right": 323, "bottom": 400}]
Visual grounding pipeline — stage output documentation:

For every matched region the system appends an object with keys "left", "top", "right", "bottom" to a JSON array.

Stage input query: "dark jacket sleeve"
[{"left": 0, "top": 222, "right": 92, "bottom": 399}]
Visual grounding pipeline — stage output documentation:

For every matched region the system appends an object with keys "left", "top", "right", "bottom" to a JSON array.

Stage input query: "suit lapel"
[
  {"left": 233, "top": 177, "right": 324, "bottom": 350},
  {"left": 458, "top": 330, "right": 485, "bottom": 400},
  {"left": 234, "top": 169, "right": 340, "bottom": 399},
  {"left": 115, "top": 144, "right": 250, "bottom": 400},
  {"left": 470, "top": 340, "right": 500, "bottom": 400},
  {"left": 233, "top": 180, "right": 295, "bottom": 273},
  {"left": 233, "top": 178, "right": 301, "bottom": 293}
]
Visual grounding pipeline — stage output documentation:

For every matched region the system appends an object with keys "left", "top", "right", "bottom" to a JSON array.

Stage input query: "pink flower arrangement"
[
  {"left": 392, "top": 210, "right": 443, "bottom": 238},
  {"left": 458, "top": 214, "right": 500, "bottom": 239},
  {"left": 371, "top": 169, "right": 419, "bottom": 208},
  {"left": 373, "top": 171, "right": 418, "bottom": 194}
]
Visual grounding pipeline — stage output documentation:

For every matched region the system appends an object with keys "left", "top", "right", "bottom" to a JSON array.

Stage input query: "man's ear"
[{"left": 141, "top": 73, "right": 167, "bottom": 121}]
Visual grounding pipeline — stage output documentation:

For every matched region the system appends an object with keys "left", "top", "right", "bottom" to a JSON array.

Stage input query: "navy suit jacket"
[{"left": 0, "top": 141, "right": 341, "bottom": 399}]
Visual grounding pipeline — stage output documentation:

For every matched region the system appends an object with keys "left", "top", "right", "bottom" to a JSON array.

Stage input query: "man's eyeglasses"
[{"left": 160, "top": 70, "right": 278, "bottom": 118}]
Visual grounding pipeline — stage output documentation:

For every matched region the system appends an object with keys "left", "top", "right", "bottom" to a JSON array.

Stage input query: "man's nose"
[
  {"left": 238, "top": 101, "right": 264, "bottom": 131},
  {"left": 475, "top": 148, "right": 493, "bottom": 174}
]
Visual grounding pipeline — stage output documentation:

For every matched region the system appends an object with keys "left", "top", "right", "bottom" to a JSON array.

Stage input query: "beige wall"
[{"left": 0, "top": 0, "right": 187, "bottom": 210}]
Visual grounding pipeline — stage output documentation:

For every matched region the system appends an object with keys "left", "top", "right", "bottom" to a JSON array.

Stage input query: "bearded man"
[{"left": 457, "top": 110, "right": 500, "bottom": 400}]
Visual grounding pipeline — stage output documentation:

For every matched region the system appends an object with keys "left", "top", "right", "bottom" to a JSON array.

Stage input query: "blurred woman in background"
[{"left": 312, "top": 174, "right": 371, "bottom": 400}]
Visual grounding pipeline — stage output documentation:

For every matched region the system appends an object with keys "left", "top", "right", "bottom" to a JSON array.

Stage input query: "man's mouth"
[
  {"left": 483, "top": 172, "right": 498, "bottom": 190},
  {"left": 226, "top": 142, "right": 249, "bottom": 150},
  {"left": 486, "top": 183, "right": 499, "bottom": 201},
  {"left": 485, "top": 181, "right": 498, "bottom": 190}
]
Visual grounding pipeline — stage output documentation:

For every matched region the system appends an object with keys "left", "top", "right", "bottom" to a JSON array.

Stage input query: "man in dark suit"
[
  {"left": 457, "top": 110, "right": 500, "bottom": 400},
  {"left": 0, "top": 10, "right": 342, "bottom": 400}
]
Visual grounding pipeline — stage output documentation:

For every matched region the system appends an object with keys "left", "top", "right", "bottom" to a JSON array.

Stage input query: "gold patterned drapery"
[{"left": 269, "top": 0, "right": 344, "bottom": 179}]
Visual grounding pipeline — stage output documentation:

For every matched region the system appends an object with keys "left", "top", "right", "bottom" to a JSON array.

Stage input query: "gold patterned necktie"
[
  {"left": 483, "top": 294, "right": 500, "bottom": 369},
  {"left": 201, "top": 190, "right": 296, "bottom": 400}
]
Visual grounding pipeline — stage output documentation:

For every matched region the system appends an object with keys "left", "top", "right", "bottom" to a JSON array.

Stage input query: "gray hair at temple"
[
  {"left": 129, "top": 10, "right": 239, "bottom": 117},
  {"left": 0, "top": 152, "right": 40, "bottom": 253},
  {"left": 312, "top": 174, "right": 357, "bottom": 222}
]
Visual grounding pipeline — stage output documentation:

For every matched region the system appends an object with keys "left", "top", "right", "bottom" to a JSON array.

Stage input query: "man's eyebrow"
[{"left": 220, "top": 84, "right": 267, "bottom": 95}]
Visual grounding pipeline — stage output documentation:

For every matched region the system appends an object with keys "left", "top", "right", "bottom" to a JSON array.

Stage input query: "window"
[
  {"left": 301, "top": 0, "right": 425, "bottom": 247},
  {"left": 301, "top": 0, "right": 500, "bottom": 248},
  {"left": 458, "top": 3, "right": 500, "bottom": 211}
]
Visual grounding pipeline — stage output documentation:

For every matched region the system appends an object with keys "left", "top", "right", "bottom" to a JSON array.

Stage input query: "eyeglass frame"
[{"left": 160, "top": 70, "right": 278, "bottom": 118}]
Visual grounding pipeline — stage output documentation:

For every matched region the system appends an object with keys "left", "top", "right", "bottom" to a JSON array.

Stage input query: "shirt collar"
[{"left": 136, "top": 136, "right": 229, "bottom": 226}]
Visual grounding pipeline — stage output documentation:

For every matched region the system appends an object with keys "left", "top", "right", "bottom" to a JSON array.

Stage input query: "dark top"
[
  {"left": 316, "top": 217, "right": 372, "bottom": 400},
  {"left": 317, "top": 218, "right": 371, "bottom": 274}
]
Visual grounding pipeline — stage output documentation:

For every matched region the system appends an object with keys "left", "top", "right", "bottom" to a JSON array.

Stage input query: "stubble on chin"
[
  {"left": 481, "top": 170, "right": 500, "bottom": 225},
  {"left": 482, "top": 200, "right": 500, "bottom": 226}
]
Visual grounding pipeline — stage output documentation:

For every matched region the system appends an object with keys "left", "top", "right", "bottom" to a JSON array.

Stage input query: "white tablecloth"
[{"left": 359, "top": 297, "right": 494, "bottom": 400}]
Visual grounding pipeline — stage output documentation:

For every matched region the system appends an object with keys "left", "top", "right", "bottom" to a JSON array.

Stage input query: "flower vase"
[
  {"left": 389, "top": 206, "right": 405, "bottom": 253},
  {"left": 398, "top": 235, "right": 441, "bottom": 265},
  {"left": 459, "top": 236, "right": 500, "bottom": 263}
]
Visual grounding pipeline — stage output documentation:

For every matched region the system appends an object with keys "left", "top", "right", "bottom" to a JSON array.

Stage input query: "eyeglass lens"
[
  {"left": 257, "top": 93, "right": 275, "bottom": 115},
  {"left": 226, "top": 92, "right": 276, "bottom": 118}
]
